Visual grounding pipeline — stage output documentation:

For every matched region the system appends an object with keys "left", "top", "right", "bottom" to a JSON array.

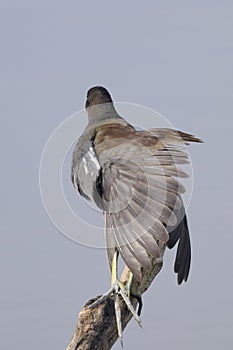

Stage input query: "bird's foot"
[
  {"left": 88, "top": 278, "right": 142, "bottom": 346},
  {"left": 126, "top": 272, "right": 143, "bottom": 316},
  {"left": 89, "top": 252, "right": 142, "bottom": 346}
]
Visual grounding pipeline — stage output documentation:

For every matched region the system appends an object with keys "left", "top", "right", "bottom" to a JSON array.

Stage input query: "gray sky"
[{"left": 0, "top": 1, "right": 233, "bottom": 349}]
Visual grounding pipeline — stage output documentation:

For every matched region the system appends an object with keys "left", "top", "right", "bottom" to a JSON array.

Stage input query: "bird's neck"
[{"left": 87, "top": 102, "right": 124, "bottom": 127}]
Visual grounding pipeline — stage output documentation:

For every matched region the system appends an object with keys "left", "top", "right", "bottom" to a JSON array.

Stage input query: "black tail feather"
[{"left": 167, "top": 214, "right": 191, "bottom": 285}]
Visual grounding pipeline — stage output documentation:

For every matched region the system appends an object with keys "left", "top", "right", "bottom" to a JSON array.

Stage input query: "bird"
[{"left": 71, "top": 86, "right": 202, "bottom": 343}]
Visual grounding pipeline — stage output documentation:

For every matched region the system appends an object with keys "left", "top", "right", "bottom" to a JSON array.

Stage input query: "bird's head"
[
  {"left": 85, "top": 86, "right": 113, "bottom": 108},
  {"left": 85, "top": 86, "right": 122, "bottom": 125}
]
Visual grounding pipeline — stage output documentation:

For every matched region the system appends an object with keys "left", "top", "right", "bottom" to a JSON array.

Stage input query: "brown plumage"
[{"left": 71, "top": 86, "right": 202, "bottom": 284}]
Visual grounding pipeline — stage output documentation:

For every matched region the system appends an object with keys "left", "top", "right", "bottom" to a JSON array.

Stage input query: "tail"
[{"left": 167, "top": 212, "right": 191, "bottom": 285}]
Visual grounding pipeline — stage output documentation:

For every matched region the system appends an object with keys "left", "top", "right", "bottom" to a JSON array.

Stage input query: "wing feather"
[
  {"left": 98, "top": 128, "right": 195, "bottom": 283},
  {"left": 108, "top": 212, "right": 143, "bottom": 281}
]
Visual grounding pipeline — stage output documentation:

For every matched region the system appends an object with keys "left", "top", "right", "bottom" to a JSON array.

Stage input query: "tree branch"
[{"left": 66, "top": 251, "right": 165, "bottom": 350}]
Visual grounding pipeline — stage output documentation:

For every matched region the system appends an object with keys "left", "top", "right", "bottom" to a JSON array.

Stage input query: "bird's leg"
[
  {"left": 87, "top": 251, "right": 120, "bottom": 310},
  {"left": 110, "top": 251, "right": 142, "bottom": 345},
  {"left": 125, "top": 271, "right": 143, "bottom": 316},
  {"left": 125, "top": 271, "right": 133, "bottom": 298},
  {"left": 111, "top": 251, "right": 123, "bottom": 345},
  {"left": 88, "top": 250, "right": 142, "bottom": 344}
]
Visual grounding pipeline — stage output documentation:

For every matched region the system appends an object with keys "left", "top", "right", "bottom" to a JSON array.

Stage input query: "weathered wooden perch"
[{"left": 66, "top": 249, "right": 165, "bottom": 350}]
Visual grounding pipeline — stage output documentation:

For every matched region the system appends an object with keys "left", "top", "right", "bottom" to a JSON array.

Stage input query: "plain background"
[{"left": 1, "top": 1, "right": 233, "bottom": 349}]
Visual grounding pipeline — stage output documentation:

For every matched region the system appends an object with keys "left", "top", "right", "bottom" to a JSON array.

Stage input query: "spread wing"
[{"left": 94, "top": 127, "right": 201, "bottom": 283}]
